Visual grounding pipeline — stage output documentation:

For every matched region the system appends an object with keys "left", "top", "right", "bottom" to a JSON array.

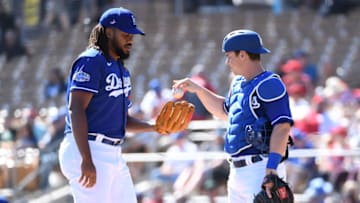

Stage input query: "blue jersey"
[
  {"left": 64, "top": 48, "right": 132, "bottom": 139},
  {"left": 223, "top": 71, "right": 293, "bottom": 157}
]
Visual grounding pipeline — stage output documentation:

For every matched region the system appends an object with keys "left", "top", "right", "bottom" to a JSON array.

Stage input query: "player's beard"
[
  {"left": 110, "top": 37, "right": 130, "bottom": 60},
  {"left": 115, "top": 46, "right": 130, "bottom": 60}
]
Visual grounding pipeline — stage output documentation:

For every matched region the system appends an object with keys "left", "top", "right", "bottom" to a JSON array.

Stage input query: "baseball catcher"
[
  {"left": 155, "top": 100, "right": 195, "bottom": 134},
  {"left": 254, "top": 174, "right": 294, "bottom": 203}
]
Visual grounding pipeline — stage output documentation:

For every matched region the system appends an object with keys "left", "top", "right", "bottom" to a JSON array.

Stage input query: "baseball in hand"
[{"left": 172, "top": 87, "right": 184, "bottom": 99}]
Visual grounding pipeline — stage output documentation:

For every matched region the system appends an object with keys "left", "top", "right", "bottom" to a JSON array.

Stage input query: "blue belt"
[
  {"left": 228, "top": 154, "right": 264, "bottom": 168},
  {"left": 88, "top": 134, "right": 124, "bottom": 146}
]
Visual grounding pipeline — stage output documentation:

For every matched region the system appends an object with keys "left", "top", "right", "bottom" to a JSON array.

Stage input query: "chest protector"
[{"left": 224, "top": 71, "right": 286, "bottom": 156}]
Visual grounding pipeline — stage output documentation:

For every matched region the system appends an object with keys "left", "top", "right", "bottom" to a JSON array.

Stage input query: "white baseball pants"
[
  {"left": 58, "top": 134, "right": 137, "bottom": 203},
  {"left": 227, "top": 155, "right": 286, "bottom": 203}
]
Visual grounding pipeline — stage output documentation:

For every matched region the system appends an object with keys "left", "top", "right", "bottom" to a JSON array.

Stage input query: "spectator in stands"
[
  {"left": 142, "top": 183, "right": 164, "bottom": 203},
  {"left": 92, "top": 0, "right": 117, "bottom": 23},
  {"left": 317, "top": 126, "right": 350, "bottom": 176},
  {"left": 347, "top": 107, "right": 360, "bottom": 149},
  {"left": 304, "top": 173, "right": 334, "bottom": 203},
  {"left": 332, "top": 170, "right": 351, "bottom": 197},
  {"left": 0, "top": 1, "right": 30, "bottom": 62},
  {"left": 0, "top": 114, "right": 16, "bottom": 142},
  {"left": 303, "top": 0, "right": 324, "bottom": 10},
  {"left": 318, "top": 0, "right": 358, "bottom": 16},
  {"left": 31, "top": 109, "right": 50, "bottom": 142},
  {"left": 286, "top": 128, "right": 316, "bottom": 193},
  {"left": 180, "top": 64, "right": 216, "bottom": 120},
  {"left": 281, "top": 59, "right": 314, "bottom": 96},
  {"left": 3, "top": 28, "right": 29, "bottom": 62},
  {"left": 198, "top": 129, "right": 229, "bottom": 203},
  {"left": 66, "top": 0, "right": 83, "bottom": 26},
  {"left": 43, "top": 67, "right": 67, "bottom": 100},
  {"left": 341, "top": 179, "right": 360, "bottom": 203},
  {"left": 140, "top": 79, "right": 172, "bottom": 120},
  {"left": 125, "top": 105, "right": 160, "bottom": 182},
  {"left": 293, "top": 49, "right": 319, "bottom": 86},
  {"left": 38, "top": 106, "right": 66, "bottom": 150},
  {"left": 171, "top": 131, "right": 204, "bottom": 203},
  {"left": 323, "top": 76, "right": 353, "bottom": 105},
  {"left": 316, "top": 77, "right": 350, "bottom": 135},
  {"left": 152, "top": 131, "right": 197, "bottom": 182},
  {"left": 38, "top": 106, "right": 66, "bottom": 189},
  {"left": 293, "top": 94, "right": 322, "bottom": 135},
  {"left": 288, "top": 82, "right": 311, "bottom": 122},
  {"left": 273, "top": 56, "right": 291, "bottom": 78},
  {"left": 42, "top": 0, "right": 70, "bottom": 31},
  {"left": 127, "top": 104, "right": 159, "bottom": 152},
  {"left": 0, "top": 1, "right": 16, "bottom": 55},
  {"left": 151, "top": 131, "right": 203, "bottom": 202},
  {"left": 14, "top": 122, "right": 38, "bottom": 149}
]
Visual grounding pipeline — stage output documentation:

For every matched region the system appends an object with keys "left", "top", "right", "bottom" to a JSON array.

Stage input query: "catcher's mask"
[{"left": 222, "top": 29, "right": 270, "bottom": 54}]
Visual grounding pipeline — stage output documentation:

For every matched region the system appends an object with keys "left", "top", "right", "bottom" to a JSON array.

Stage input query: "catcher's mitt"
[
  {"left": 253, "top": 174, "right": 294, "bottom": 203},
  {"left": 155, "top": 100, "right": 195, "bottom": 134}
]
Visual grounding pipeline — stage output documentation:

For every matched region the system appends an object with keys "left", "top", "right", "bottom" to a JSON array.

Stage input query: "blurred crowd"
[
  {"left": 0, "top": 0, "right": 360, "bottom": 203},
  {"left": 1, "top": 0, "right": 359, "bottom": 63},
  {"left": 175, "top": 0, "right": 359, "bottom": 16},
  {"left": 0, "top": 0, "right": 117, "bottom": 62},
  {"left": 275, "top": 49, "right": 360, "bottom": 203}
]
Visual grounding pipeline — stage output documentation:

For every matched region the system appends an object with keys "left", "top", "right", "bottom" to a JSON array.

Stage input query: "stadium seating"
[{"left": 0, "top": 2, "right": 359, "bottom": 110}]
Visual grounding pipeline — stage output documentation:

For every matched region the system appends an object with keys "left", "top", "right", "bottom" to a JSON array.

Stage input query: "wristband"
[{"left": 266, "top": 152, "right": 282, "bottom": 169}]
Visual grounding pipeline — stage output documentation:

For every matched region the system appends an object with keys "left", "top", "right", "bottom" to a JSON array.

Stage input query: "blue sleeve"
[
  {"left": 262, "top": 94, "right": 293, "bottom": 126},
  {"left": 69, "top": 57, "right": 102, "bottom": 93},
  {"left": 257, "top": 76, "right": 293, "bottom": 126}
]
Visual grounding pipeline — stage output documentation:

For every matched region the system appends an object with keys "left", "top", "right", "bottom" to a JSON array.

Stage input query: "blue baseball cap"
[
  {"left": 222, "top": 30, "right": 270, "bottom": 54},
  {"left": 99, "top": 7, "right": 145, "bottom": 35},
  {"left": 148, "top": 79, "right": 161, "bottom": 92}
]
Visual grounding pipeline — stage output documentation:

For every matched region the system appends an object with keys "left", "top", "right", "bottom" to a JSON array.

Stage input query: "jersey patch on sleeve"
[
  {"left": 72, "top": 65, "right": 91, "bottom": 82},
  {"left": 256, "top": 76, "right": 286, "bottom": 102}
]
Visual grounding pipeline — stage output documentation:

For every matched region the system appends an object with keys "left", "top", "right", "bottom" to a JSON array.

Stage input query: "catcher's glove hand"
[
  {"left": 253, "top": 174, "right": 294, "bottom": 203},
  {"left": 155, "top": 100, "right": 195, "bottom": 134}
]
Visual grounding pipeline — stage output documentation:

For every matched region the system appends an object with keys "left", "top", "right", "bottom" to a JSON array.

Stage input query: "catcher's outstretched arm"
[{"left": 173, "top": 78, "right": 227, "bottom": 120}]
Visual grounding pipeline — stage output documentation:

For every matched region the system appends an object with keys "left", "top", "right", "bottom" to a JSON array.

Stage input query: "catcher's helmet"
[{"left": 222, "top": 30, "right": 270, "bottom": 54}]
